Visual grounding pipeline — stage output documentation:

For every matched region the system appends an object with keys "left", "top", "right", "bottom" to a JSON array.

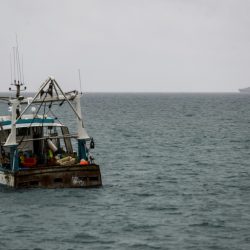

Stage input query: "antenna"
[
  {"left": 15, "top": 34, "right": 22, "bottom": 84},
  {"left": 10, "top": 53, "right": 13, "bottom": 85},
  {"left": 22, "top": 55, "right": 25, "bottom": 84},
  {"left": 8, "top": 37, "right": 27, "bottom": 119},
  {"left": 78, "top": 69, "right": 83, "bottom": 94},
  {"left": 13, "top": 47, "right": 16, "bottom": 81},
  {"left": 9, "top": 37, "right": 26, "bottom": 97}
]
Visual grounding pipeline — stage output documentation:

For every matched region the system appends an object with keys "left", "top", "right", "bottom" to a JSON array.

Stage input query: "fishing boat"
[{"left": 0, "top": 77, "right": 102, "bottom": 188}]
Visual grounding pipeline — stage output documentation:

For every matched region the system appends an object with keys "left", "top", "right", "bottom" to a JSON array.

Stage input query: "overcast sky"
[{"left": 0, "top": 0, "right": 250, "bottom": 92}]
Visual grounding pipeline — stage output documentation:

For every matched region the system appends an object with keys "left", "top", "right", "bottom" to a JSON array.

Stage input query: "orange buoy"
[{"left": 80, "top": 159, "right": 89, "bottom": 165}]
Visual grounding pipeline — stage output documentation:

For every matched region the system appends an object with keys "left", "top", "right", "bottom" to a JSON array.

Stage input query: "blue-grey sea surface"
[{"left": 1, "top": 93, "right": 250, "bottom": 250}]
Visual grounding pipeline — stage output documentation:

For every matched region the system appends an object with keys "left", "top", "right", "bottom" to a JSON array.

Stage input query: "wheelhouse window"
[{"left": 17, "top": 127, "right": 31, "bottom": 137}]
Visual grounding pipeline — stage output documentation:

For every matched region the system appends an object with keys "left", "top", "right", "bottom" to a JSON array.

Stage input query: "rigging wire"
[
  {"left": 46, "top": 105, "right": 64, "bottom": 126},
  {"left": 17, "top": 92, "right": 48, "bottom": 148}
]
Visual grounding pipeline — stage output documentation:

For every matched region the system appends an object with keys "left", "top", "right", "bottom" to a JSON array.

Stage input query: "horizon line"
[{"left": 0, "top": 90, "right": 242, "bottom": 94}]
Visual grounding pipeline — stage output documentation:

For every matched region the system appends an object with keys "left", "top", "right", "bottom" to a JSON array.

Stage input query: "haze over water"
[{"left": 0, "top": 93, "right": 250, "bottom": 250}]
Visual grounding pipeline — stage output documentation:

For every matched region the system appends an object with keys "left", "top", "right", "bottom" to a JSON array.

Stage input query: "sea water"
[{"left": 0, "top": 93, "right": 250, "bottom": 250}]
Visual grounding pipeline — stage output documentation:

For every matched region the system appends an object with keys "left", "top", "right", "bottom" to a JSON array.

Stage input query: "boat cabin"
[{"left": 0, "top": 114, "right": 78, "bottom": 168}]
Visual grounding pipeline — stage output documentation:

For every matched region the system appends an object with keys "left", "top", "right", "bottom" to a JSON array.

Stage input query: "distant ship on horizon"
[{"left": 239, "top": 87, "right": 250, "bottom": 93}]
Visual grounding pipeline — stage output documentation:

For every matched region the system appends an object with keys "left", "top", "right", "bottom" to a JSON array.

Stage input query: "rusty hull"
[{"left": 1, "top": 164, "right": 102, "bottom": 188}]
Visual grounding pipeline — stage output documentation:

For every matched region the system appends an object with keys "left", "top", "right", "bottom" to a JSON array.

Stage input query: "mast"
[{"left": 3, "top": 42, "right": 27, "bottom": 172}]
